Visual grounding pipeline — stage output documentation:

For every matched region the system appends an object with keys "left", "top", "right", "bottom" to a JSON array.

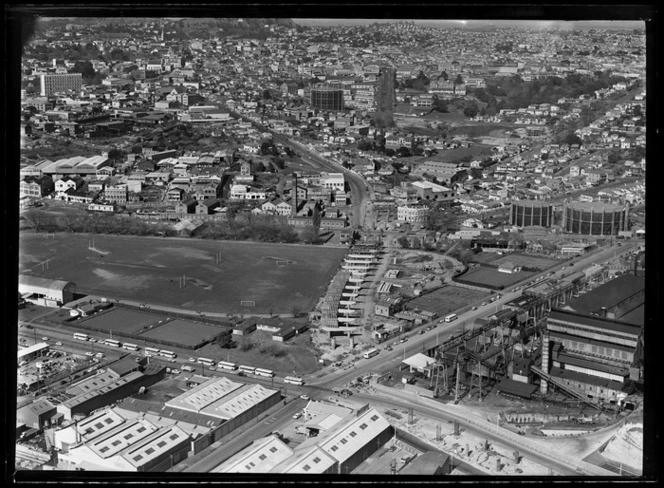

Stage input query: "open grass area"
[
  {"left": 455, "top": 266, "right": 537, "bottom": 290},
  {"left": 493, "top": 253, "right": 562, "bottom": 271},
  {"left": 76, "top": 308, "right": 164, "bottom": 336},
  {"left": 406, "top": 285, "right": 489, "bottom": 317},
  {"left": 19, "top": 232, "right": 348, "bottom": 314},
  {"left": 140, "top": 318, "right": 224, "bottom": 348}
]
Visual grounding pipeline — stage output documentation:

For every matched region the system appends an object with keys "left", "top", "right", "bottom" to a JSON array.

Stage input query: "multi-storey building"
[{"left": 40, "top": 73, "right": 82, "bottom": 96}]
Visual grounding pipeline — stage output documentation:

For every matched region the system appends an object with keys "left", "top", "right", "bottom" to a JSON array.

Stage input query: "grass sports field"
[{"left": 19, "top": 232, "right": 348, "bottom": 314}]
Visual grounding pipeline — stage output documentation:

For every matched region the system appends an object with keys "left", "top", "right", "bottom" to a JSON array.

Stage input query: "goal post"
[
  {"left": 240, "top": 300, "right": 256, "bottom": 307},
  {"left": 276, "top": 260, "right": 289, "bottom": 266}
]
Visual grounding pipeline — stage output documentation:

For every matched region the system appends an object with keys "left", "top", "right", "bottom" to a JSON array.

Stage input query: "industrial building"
[
  {"left": 212, "top": 404, "right": 393, "bottom": 474},
  {"left": 57, "top": 364, "right": 165, "bottom": 420},
  {"left": 562, "top": 200, "right": 630, "bottom": 236},
  {"left": 165, "top": 376, "right": 281, "bottom": 428},
  {"left": 18, "top": 275, "right": 76, "bottom": 307},
  {"left": 40, "top": 73, "right": 82, "bottom": 96},
  {"left": 310, "top": 83, "right": 345, "bottom": 111},
  {"left": 540, "top": 309, "right": 643, "bottom": 403},
  {"left": 509, "top": 200, "right": 555, "bottom": 228},
  {"left": 17, "top": 397, "right": 59, "bottom": 431}
]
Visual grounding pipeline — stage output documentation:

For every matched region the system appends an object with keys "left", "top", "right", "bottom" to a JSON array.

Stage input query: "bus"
[
  {"left": 73, "top": 333, "right": 89, "bottom": 341},
  {"left": 123, "top": 343, "right": 139, "bottom": 352},
  {"left": 238, "top": 365, "right": 255, "bottom": 375},
  {"left": 444, "top": 313, "right": 458, "bottom": 323},
  {"left": 197, "top": 357, "right": 215, "bottom": 367},
  {"left": 217, "top": 361, "right": 238, "bottom": 371},
  {"left": 104, "top": 339, "right": 122, "bottom": 348},
  {"left": 284, "top": 376, "right": 305, "bottom": 386},
  {"left": 363, "top": 348, "right": 379, "bottom": 359},
  {"left": 254, "top": 368, "right": 275, "bottom": 378},
  {"left": 145, "top": 347, "right": 160, "bottom": 357},
  {"left": 159, "top": 350, "right": 177, "bottom": 359}
]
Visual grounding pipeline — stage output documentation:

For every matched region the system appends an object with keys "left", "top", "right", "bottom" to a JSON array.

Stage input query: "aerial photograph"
[{"left": 9, "top": 9, "right": 651, "bottom": 481}]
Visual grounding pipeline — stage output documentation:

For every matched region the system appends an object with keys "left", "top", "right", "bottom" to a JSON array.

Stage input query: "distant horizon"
[{"left": 292, "top": 19, "right": 644, "bottom": 30}]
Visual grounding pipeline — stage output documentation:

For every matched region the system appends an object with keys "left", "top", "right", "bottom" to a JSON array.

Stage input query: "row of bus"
[
  {"left": 73, "top": 333, "right": 142, "bottom": 352},
  {"left": 72, "top": 333, "right": 304, "bottom": 385},
  {"left": 194, "top": 359, "right": 305, "bottom": 385}
]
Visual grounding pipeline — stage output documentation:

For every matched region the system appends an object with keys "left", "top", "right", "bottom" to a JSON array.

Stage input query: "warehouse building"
[
  {"left": 213, "top": 405, "right": 393, "bottom": 474},
  {"left": 17, "top": 397, "right": 58, "bottom": 431},
  {"left": 57, "top": 364, "right": 165, "bottom": 421},
  {"left": 18, "top": 275, "right": 76, "bottom": 307},
  {"left": 165, "top": 376, "right": 281, "bottom": 430}
]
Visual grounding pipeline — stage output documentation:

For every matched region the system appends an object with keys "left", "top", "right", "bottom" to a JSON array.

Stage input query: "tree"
[
  {"left": 397, "top": 235, "right": 410, "bottom": 248},
  {"left": 433, "top": 96, "right": 448, "bottom": 113},
  {"left": 291, "top": 305, "right": 302, "bottom": 318},
  {"left": 357, "top": 139, "right": 374, "bottom": 151},
  {"left": 463, "top": 102, "right": 479, "bottom": 118},
  {"left": 272, "top": 157, "right": 285, "bottom": 170},
  {"left": 255, "top": 161, "right": 266, "bottom": 173},
  {"left": 301, "top": 225, "right": 319, "bottom": 244},
  {"left": 454, "top": 74, "right": 464, "bottom": 86}
]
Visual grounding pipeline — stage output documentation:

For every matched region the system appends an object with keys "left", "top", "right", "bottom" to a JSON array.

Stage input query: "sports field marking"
[{"left": 241, "top": 300, "right": 256, "bottom": 307}]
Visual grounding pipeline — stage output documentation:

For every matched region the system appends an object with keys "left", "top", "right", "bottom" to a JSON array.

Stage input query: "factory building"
[
  {"left": 562, "top": 201, "right": 629, "bottom": 236},
  {"left": 509, "top": 200, "right": 554, "bottom": 228},
  {"left": 213, "top": 405, "right": 393, "bottom": 474},
  {"left": 18, "top": 275, "right": 76, "bottom": 307}
]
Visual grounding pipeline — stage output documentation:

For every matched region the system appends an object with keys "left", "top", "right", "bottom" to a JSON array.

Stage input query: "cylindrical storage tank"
[
  {"left": 310, "top": 83, "right": 345, "bottom": 111},
  {"left": 563, "top": 201, "right": 629, "bottom": 236},
  {"left": 510, "top": 200, "right": 554, "bottom": 227}
]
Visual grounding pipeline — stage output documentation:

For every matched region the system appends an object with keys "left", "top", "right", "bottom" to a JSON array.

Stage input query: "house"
[
  {"left": 54, "top": 176, "right": 84, "bottom": 195},
  {"left": 175, "top": 199, "right": 197, "bottom": 214},
  {"left": 167, "top": 187, "right": 186, "bottom": 202},
  {"left": 195, "top": 198, "right": 220, "bottom": 214}
]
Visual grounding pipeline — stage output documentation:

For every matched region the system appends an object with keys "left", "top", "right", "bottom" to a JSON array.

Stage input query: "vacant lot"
[
  {"left": 19, "top": 232, "right": 348, "bottom": 314},
  {"left": 406, "top": 285, "right": 488, "bottom": 317}
]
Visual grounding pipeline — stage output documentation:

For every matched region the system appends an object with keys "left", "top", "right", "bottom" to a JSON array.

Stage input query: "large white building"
[
  {"left": 55, "top": 408, "right": 191, "bottom": 471},
  {"left": 397, "top": 204, "right": 430, "bottom": 223},
  {"left": 320, "top": 172, "right": 346, "bottom": 192}
]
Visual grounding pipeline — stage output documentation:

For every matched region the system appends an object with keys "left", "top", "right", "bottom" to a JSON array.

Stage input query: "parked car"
[
  {"left": 55, "top": 342, "right": 62, "bottom": 346},
  {"left": 292, "top": 412, "right": 302, "bottom": 419},
  {"left": 300, "top": 395, "right": 310, "bottom": 400}
]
